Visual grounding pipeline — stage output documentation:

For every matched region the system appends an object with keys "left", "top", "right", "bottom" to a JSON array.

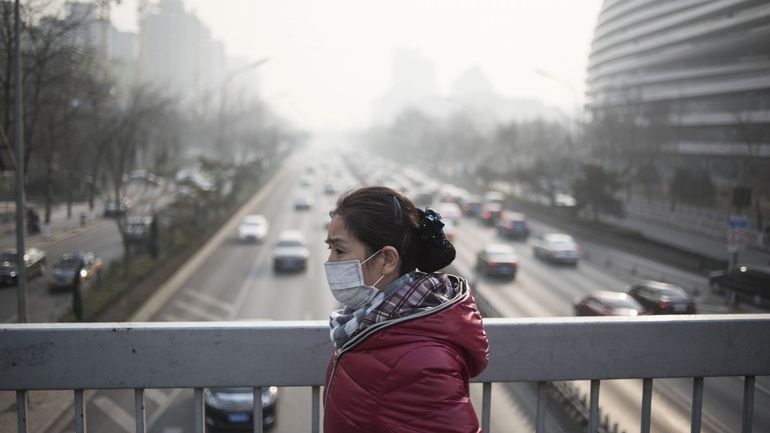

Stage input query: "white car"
[
  {"left": 238, "top": 215, "right": 269, "bottom": 243},
  {"left": 532, "top": 233, "right": 580, "bottom": 265},
  {"left": 272, "top": 230, "right": 310, "bottom": 272}
]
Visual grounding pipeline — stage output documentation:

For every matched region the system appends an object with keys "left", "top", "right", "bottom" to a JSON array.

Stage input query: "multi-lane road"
[{"left": 39, "top": 151, "right": 769, "bottom": 433}]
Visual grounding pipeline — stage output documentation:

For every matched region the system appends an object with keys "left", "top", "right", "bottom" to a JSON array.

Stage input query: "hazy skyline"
[{"left": 113, "top": 0, "right": 604, "bottom": 131}]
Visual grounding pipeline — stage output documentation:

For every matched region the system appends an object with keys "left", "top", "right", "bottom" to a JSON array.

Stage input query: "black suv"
[{"left": 709, "top": 265, "right": 770, "bottom": 308}]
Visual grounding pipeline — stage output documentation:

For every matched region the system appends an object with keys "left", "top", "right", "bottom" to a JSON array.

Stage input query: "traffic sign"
[{"left": 727, "top": 215, "right": 748, "bottom": 252}]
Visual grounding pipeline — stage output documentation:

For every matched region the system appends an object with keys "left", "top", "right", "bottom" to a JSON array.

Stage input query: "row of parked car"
[{"left": 0, "top": 247, "right": 103, "bottom": 291}]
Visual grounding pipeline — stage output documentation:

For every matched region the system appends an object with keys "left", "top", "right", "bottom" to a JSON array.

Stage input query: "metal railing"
[{"left": 2, "top": 315, "right": 770, "bottom": 433}]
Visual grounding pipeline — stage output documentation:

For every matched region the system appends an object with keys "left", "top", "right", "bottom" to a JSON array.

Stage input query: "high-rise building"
[
  {"left": 586, "top": 0, "right": 770, "bottom": 182},
  {"left": 139, "top": 0, "right": 226, "bottom": 100}
]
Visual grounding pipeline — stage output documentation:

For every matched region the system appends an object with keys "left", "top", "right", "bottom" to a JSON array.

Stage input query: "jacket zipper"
[{"left": 324, "top": 350, "right": 342, "bottom": 408}]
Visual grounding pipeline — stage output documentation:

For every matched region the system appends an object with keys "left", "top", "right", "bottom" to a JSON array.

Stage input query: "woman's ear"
[{"left": 381, "top": 246, "right": 401, "bottom": 275}]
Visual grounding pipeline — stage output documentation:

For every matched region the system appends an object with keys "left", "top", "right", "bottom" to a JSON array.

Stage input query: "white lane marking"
[
  {"left": 92, "top": 396, "right": 135, "bottom": 433},
  {"left": 172, "top": 298, "right": 225, "bottom": 321},
  {"left": 144, "top": 388, "right": 168, "bottom": 407},
  {"left": 148, "top": 388, "right": 186, "bottom": 428},
  {"left": 183, "top": 289, "right": 234, "bottom": 314}
]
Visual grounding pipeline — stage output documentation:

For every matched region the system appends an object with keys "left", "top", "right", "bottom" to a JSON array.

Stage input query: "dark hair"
[{"left": 331, "top": 186, "right": 455, "bottom": 274}]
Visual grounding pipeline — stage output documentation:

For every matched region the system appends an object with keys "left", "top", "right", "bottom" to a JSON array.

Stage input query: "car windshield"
[
  {"left": 57, "top": 258, "right": 83, "bottom": 270},
  {"left": 657, "top": 287, "right": 689, "bottom": 300},
  {"left": 277, "top": 240, "right": 303, "bottom": 248}
]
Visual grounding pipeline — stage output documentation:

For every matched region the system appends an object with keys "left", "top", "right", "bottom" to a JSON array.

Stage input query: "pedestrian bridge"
[{"left": 2, "top": 315, "right": 769, "bottom": 433}]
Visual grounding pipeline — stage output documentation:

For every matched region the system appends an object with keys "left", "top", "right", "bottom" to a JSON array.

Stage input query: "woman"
[{"left": 323, "top": 186, "right": 489, "bottom": 433}]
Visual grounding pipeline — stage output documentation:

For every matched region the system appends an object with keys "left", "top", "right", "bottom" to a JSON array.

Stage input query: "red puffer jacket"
[{"left": 324, "top": 275, "right": 489, "bottom": 433}]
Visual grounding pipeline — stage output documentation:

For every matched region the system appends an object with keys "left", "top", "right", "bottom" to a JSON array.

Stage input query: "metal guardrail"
[{"left": 2, "top": 315, "right": 770, "bottom": 433}]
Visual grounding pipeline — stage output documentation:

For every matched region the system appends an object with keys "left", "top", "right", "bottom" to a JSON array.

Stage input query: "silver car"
[
  {"left": 532, "top": 233, "right": 580, "bottom": 265},
  {"left": 272, "top": 230, "right": 310, "bottom": 272}
]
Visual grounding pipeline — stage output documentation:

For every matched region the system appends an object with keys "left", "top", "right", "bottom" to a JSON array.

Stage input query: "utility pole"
[{"left": 14, "top": 0, "right": 28, "bottom": 323}]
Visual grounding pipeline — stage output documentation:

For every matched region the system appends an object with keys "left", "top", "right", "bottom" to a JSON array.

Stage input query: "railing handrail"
[{"left": 2, "top": 315, "right": 770, "bottom": 391}]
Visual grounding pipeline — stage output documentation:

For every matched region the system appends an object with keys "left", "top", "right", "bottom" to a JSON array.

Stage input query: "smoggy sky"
[{"left": 113, "top": 0, "right": 604, "bottom": 131}]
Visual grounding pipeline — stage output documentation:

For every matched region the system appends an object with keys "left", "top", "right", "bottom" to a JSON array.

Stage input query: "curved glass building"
[{"left": 586, "top": 0, "right": 770, "bottom": 182}]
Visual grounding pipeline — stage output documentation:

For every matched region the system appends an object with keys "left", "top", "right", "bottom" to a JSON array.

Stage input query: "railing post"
[
  {"left": 194, "top": 388, "right": 204, "bottom": 433},
  {"left": 482, "top": 382, "right": 492, "bottom": 433},
  {"left": 134, "top": 388, "right": 146, "bottom": 433},
  {"left": 312, "top": 386, "right": 321, "bottom": 433},
  {"left": 641, "top": 378, "right": 653, "bottom": 433},
  {"left": 691, "top": 377, "right": 703, "bottom": 433},
  {"left": 75, "top": 389, "right": 87, "bottom": 433},
  {"left": 536, "top": 381, "right": 547, "bottom": 433},
  {"left": 253, "top": 386, "right": 263, "bottom": 433},
  {"left": 16, "top": 390, "right": 27, "bottom": 433},
  {"left": 589, "top": 379, "right": 600, "bottom": 433},
  {"left": 742, "top": 376, "right": 755, "bottom": 433}
]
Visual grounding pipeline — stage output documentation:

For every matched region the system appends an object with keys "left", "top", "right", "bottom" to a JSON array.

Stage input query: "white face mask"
[{"left": 324, "top": 249, "right": 384, "bottom": 310}]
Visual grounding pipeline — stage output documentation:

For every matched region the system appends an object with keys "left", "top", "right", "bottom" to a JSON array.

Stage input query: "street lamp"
[{"left": 217, "top": 58, "right": 270, "bottom": 157}]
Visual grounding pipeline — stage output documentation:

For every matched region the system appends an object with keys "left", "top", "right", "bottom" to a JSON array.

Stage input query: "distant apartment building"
[
  {"left": 139, "top": 0, "right": 226, "bottom": 100},
  {"left": 585, "top": 0, "right": 770, "bottom": 183}
]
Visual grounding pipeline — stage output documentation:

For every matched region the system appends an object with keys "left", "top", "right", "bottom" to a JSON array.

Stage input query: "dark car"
[
  {"left": 496, "top": 212, "right": 530, "bottom": 240},
  {"left": 204, "top": 386, "right": 278, "bottom": 431},
  {"left": 476, "top": 244, "right": 518, "bottom": 280},
  {"left": 709, "top": 264, "right": 770, "bottom": 308},
  {"left": 480, "top": 203, "right": 504, "bottom": 226},
  {"left": 103, "top": 199, "right": 129, "bottom": 217},
  {"left": 0, "top": 248, "right": 47, "bottom": 286},
  {"left": 574, "top": 291, "right": 646, "bottom": 316},
  {"left": 462, "top": 195, "right": 483, "bottom": 217},
  {"left": 48, "top": 251, "right": 102, "bottom": 292},
  {"left": 627, "top": 281, "right": 696, "bottom": 314}
]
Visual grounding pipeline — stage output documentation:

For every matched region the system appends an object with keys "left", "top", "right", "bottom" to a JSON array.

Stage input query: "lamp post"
[
  {"left": 217, "top": 58, "right": 269, "bottom": 159},
  {"left": 13, "top": 0, "right": 28, "bottom": 324},
  {"left": 535, "top": 68, "right": 581, "bottom": 139}
]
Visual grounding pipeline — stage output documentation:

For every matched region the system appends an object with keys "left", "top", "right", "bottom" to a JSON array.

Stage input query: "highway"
[{"left": 50, "top": 151, "right": 768, "bottom": 433}]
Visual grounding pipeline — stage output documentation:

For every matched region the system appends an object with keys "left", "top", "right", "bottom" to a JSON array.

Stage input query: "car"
[
  {"left": 103, "top": 199, "right": 129, "bottom": 217},
  {"left": 0, "top": 247, "right": 47, "bottom": 286},
  {"left": 48, "top": 251, "right": 102, "bottom": 291},
  {"left": 573, "top": 291, "right": 646, "bottom": 316},
  {"left": 532, "top": 233, "right": 580, "bottom": 265},
  {"left": 272, "top": 230, "right": 310, "bottom": 272},
  {"left": 462, "top": 195, "right": 483, "bottom": 217},
  {"left": 204, "top": 386, "right": 279, "bottom": 431},
  {"left": 476, "top": 244, "right": 518, "bottom": 280},
  {"left": 627, "top": 281, "right": 696, "bottom": 314},
  {"left": 436, "top": 202, "right": 463, "bottom": 224},
  {"left": 294, "top": 193, "right": 313, "bottom": 210},
  {"left": 709, "top": 265, "right": 770, "bottom": 307},
  {"left": 479, "top": 202, "right": 504, "bottom": 226},
  {"left": 496, "top": 212, "right": 530, "bottom": 240},
  {"left": 237, "top": 214, "right": 269, "bottom": 243}
]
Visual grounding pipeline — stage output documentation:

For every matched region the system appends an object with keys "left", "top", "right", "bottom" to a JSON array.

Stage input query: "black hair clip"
[{"left": 417, "top": 208, "right": 446, "bottom": 248}]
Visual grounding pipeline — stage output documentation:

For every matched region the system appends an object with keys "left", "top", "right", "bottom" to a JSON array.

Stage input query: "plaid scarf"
[{"left": 329, "top": 272, "right": 459, "bottom": 349}]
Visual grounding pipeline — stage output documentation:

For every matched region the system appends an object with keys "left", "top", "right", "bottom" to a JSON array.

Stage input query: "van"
[{"left": 709, "top": 265, "right": 770, "bottom": 308}]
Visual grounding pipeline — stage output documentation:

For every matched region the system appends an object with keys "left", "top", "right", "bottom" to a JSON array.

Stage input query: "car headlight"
[
  {"left": 203, "top": 389, "right": 223, "bottom": 410},
  {"left": 9, "top": 271, "right": 16, "bottom": 277},
  {"left": 262, "top": 386, "right": 278, "bottom": 406}
]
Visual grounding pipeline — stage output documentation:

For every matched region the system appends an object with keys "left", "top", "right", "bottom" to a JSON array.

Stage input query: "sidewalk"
[{"left": 0, "top": 201, "right": 107, "bottom": 251}]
